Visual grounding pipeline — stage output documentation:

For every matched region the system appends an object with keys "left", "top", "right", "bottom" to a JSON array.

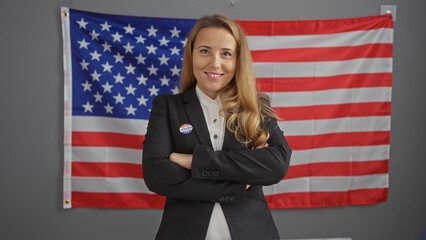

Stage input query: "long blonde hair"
[{"left": 180, "top": 14, "right": 277, "bottom": 148}]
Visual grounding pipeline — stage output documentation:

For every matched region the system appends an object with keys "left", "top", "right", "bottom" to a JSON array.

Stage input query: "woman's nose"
[{"left": 210, "top": 53, "right": 221, "bottom": 69}]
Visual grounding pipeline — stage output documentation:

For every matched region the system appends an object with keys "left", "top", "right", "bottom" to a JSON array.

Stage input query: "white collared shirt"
[{"left": 195, "top": 85, "right": 232, "bottom": 240}]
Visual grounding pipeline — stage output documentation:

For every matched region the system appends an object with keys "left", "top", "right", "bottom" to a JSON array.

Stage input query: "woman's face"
[{"left": 192, "top": 27, "right": 237, "bottom": 99}]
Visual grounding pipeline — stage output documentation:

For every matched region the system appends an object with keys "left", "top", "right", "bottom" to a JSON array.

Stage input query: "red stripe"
[
  {"left": 251, "top": 44, "right": 393, "bottom": 62},
  {"left": 266, "top": 188, "right": 388, "bottom": 209},
  {"left": 71, "top": 192, "right": 165, "bottom": 208},
  {"left": 257, "top": 73, "right": 392, "bottom": 92},
  {"left": 237, "top": 14, "right": 393, "bottom": 36},
  {"left": 72, "top": 132, "right": 144, "bottom": 149},
  {"left": 284, "top": 160, "right": 388, "bottom": 179},
  {"left": 286, "top": 131, "right": 390, "bottom": 150},
  {"left": 274, "top": 102, "right": 391, "bottom": 121},
  {"left": 72, "top": 162, "right": 143, "bottom": 178}
]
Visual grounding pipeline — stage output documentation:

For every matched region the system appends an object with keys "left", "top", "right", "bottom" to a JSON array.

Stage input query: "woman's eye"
[
  {"left": 222, "top": 52, "right": 233, "bottom": 57},
  {"left": 200, "top": 49, "right": 209, "bottom": 54}
]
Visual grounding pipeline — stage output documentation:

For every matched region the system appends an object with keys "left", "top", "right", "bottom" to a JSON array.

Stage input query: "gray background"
[{"left": 1, "top": 0, "right": 425, "bottom": 239}]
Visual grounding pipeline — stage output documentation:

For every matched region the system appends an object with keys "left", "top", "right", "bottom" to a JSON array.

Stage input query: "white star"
[
  {"left": 147, "top": 64, "right": 159, "bottom": 76},
  {"left": 90, "top": 70, "right": 102, "bottom": 81},
  {"left": 148, "top": 85, "right": 160, "bottom": 96},
  {"left": 93, "top": 91, "right": 103, "bottom": 102},
  {"left": 170, "top": 46, "right": 181, "bottom": 55},
  {"left": 125, "top": 63, "right": 136, "bottom": 75},
  {"left": 135, "top": 53, "right": 147, "bottom": 64},
  {"left": 82, "top": 80, "right": 92, "bottom": 91},
  {"left": 101, "top": 41, "right": 112, "bottom": 52},
  {"left": 146, "top": 25, "right": 158, "bottom": 37},
  {"left": 76, "top": 18, "right": 88, "bottom": 29},
  {"left": 169, "top": 26, "right": 181, "bottom": 38},
  {"left": 113, "top": 93, "right": 126, "bottom": 104},
  {"left": 125, "top": 84, "right": 137, "bottom": 95},
  {"left": 170, "top": 65, "right": 181, "bottom": 76},
  {"left": 137, "top": 94, "right": 148, "bottom": 106},
  {"left": 104, "top": 103, "right": 114, "bottom": 114},
  {"left": 124, "top": 24, "right": 135, "bottom": 34},
  {"left": 77, "top": 39, "right": 90, "bottom": 49},
  {"left": 181, "top": 38, "right": 187, "bottom": 47},
  {"left": 125, "top": 104, "right": 137, "bottom": 116},
  {"left": 135, "top": 35, "right": 146, "bottom": 44},
  {"left": 100, "top": 21, "right": 112, "bottom": 31},
  {"left": 137, "top": 74, "right": 148, "bottom": 85},
  {"left": 146, "top": 44, "right": 158, "bottom": 55},
  {"left": 158, "top": 54, "right": 170, "bottom": 66},
  {"left": 113, "top": 72, "right": 125, "bottom": 84},
  {"left": 89, "top": 30, "right": 100, "bottom": 40},
  {"left": 171, "top": 86, "right": 180, "bottom": 95},
  {"left": 90, "top": 50, "right": 102, "bottom": 61},
  {"left": 101, "top": 81, "right": 113, "bottom": 93},
  {"left": 111, "top": 31, "right": 123, "bottom": 42},
  {"left": 158, "top": 36, "right": 170, "bottom": 46},
  {"left": 123, "top": 42, "right": 135, "bottom": 54},
  {"left": 113, "top": 52, "right": 124, "bottom": 63},
  {"left": 101, "top": 61, "right": 113, "bottom": 73},
  {"left": 80, "top": 59, "right": 90, "bottom": 70},
  {"left": 159, "top": 75, "right": 170, "bottom": 86},
  {"left": 82, "top": 101, "right": 94, "bottom": 113}
]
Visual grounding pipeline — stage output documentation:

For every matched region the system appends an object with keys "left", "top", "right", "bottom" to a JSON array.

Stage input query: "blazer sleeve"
[
  {"left": 142, "top": 95, "right": 246, "bottom": 204},
  {"left": 191, "top": 116, "right": 292, "bottom": 186}
]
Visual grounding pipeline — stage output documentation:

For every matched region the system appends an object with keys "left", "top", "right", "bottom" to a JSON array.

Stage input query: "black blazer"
[{"left": 142, "top": 87, "right": 292, "bottom": 240}]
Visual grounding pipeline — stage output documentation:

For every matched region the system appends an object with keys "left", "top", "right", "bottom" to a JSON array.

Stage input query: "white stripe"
[
  {"left": 279, "top": 116, "right": 390, "bottom": 136},
  {"left": 72, "top": 146, "right": 143, "bottom": 164},
  {"left": 263, "top": 174, "right": 388, "bottom": 195},
  {"left": 247, "top": 28, "right": 393, "bottom": 50},
  {"left": 71, "top": 177, "right": 152, "bottom": 193},
  {"left": 254, "top": 58, "right": 392, "bottom": 78},
  {"left": 268, "top": 87, "right": 391, "bottom": 107},
  {"left": 73, "top": 116, "right": 148, "bottom": 135},
  {"left": 290, "top": 145, "right": 390, "bottom": 166}
]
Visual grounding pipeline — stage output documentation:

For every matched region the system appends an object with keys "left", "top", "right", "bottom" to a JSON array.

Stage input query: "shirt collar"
[{"left": 195, "top": 85, "right": 222, "bottom": 108}]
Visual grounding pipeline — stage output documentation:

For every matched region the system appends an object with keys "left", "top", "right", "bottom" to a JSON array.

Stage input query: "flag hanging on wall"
[{"left": 61, "top": 7, "right": 393, "bottom": 209}]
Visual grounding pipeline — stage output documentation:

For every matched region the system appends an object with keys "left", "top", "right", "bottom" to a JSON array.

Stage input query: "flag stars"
[
  {"left": 104, "top": 103, "right": 114, "bottom": 114},
  {"left": 89, "top": 29, "right": 100, "bottom": 40},
  {"left": 147, "top": 64, "right": 159, "bottom": 75},
  {"left": 170, "top": 46, "right": 181, "bottom": 55},
  {"left": 101, "top": 81, "right": 113, "bottom": 93},
  {"left": 90, "top": 50, "right": 102, "bottom": 61},
  {"left": 137, "top": 94, "right": 148, "bottom": 106},
  {"left": 158, "top": 54, "right": 170, "bottom": 66},
  {"left": 169, "top": 26, "right": 181, "bottom": 38},
  {"left": 93, "top": 91, "right": 103, "bottom": 102},
  {"left": 125, "top": 84, "right": 137, "bottom": 95},
  {"left": 158, "top": 36, "right": 170, "bottom": 46},
  {"left": 135, "top": 35, "right": 146, "bottom": 44},
  {"left": 78, "top": 38, "right": 90, "bottom": 49},
  {"left": 146, "top": 44, "right": 158, "bottom": 55},
  {"left": 159, "top": 75, "right": 170, "bottom": 86},
  {"left": 125, "top": 104, "right": 137, "bottom": 116},
  {"left": 113, "top": 93, "right": 126, "bottom": 104},
  {"left": 113, "top": 72, "right": 125, "bottom": 84},
  {"left": 148, "top": 85, "right": 160, "bottom": 96},
  {"left": 137, "top": 74, "right": 148, "bottom": 85},
  {"left": 123, "top": 24, "right": 135, "bottom": 34},
  {"left": 111, "top": 31, "right": 123, "bottom": 42},
  {"left": 82, "top": 80, "right": 92, "bottom": 91},
  {"left": 100, "top": 21, "right": 112, "bottom": 31},
  {"left": 125, "top": 63, "right": 136, "bottom": 75},
  {"left": 113, "top": 52, "right": 125, "bottom": 63},
  {"left": 101, "top": 41, "right": 112, "bottom": 52},
  {"left": 82, "top": 101, "right": 94, "bottom": 113},
  {"left": 76, "top": 18, "right": 88, "bottom": 29},
  {"left": 146, "top": 25, "right": 158, "bottom": 37},
  {"left": 135, "top": 53, "right": 147, "bottom": 64},
  {"left": 90, "top": 70, "right": 102, "bottom": 81},
  {"left": 171, "top": 86, "right": 180, "bottom": 95},
  {"left": 123, "top": 42, "right": 135, "bottom": 54},
  {"left": 181, "top": 38, "right": 187, "bottom": 47},
  {"left": 101, "top": 61, "right": 113, "bottom": 73},
  {"left": 80, "top": 59, "right": 90, "bottom": 70},
  {"left": 170, "top": 65, "right": 181, "bottom": 76}
]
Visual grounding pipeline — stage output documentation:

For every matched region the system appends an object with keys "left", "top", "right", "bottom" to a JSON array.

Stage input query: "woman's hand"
[{"left": 169, "top": 153, "right": 193, "bottom": 170}]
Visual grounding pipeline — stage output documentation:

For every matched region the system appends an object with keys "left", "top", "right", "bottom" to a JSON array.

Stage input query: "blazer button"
[
  {"left": 219, "top": 196, "right": 225, "bottom": 202},
  {"left": 213, "top": 171, "right": 219, "bottom": 177},
  {"left": 225, "top": 196, "right": 230, "bottom": 202},
  {"left": 230, "top": 196, "right": 236, "bottom": 202},
  {"left": 201, "top": 171, "right": 208, "bottom": 177},
  {"left": 207, "top": 171, "right": 213, "bottom": 177}
]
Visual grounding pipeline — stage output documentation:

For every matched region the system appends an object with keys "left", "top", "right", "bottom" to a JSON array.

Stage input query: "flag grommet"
[{"left": 64, "top": 199, "right": 70, "bottom": 205}]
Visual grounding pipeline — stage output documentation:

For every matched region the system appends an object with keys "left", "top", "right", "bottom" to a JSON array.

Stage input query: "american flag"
[{"left": 61, "top": 7, "right": 393, "bottom": 209}]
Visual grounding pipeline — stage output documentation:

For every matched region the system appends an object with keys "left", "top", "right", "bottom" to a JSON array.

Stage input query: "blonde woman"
[{"left": 143, "top": 14, "right": 292, "bottom": 240}]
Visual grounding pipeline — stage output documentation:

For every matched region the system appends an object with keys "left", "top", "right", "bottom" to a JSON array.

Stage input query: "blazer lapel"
[{"left": 183, "top": 88, "right": 213, "bottom": 149}]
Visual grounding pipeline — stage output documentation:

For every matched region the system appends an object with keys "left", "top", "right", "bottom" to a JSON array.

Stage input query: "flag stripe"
[
  {"left": 72, "top": 146, "right": 143, "bottom": 164},
  {"left": 275, "top": 102, "right": 391, "bottom": 121},
  {"left": 237, "top": 15, "right": 393, "bottom": 36},
  {"left": 72, "top": 162, "right": 143, "bottom": 178},
  {"left": 72, "top": 132, "right": 145, "bottom": 149},
  {"left": 266, "top": 188, "right": 388, "bottom": 209},
  {"left": 251, "top": 44, "right": 393, "bottom": 62},
  {"left": 257, "top": 73, "right": 392, "bottom": 92},
  {"left": 71, "top": 192, "right": 165, "bottom": 208}
]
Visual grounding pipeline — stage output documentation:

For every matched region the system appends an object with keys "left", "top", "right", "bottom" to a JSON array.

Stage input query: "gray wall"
[{"left": 1, "top": 0, "right": 425, "bottom": 239}]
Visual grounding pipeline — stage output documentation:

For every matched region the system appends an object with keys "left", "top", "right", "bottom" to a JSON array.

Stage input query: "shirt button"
[
  {"left": 213, "top": 119, "right": 217, "bottom": 123},
  {"left": 213, "top": 134, "right": 218, "bottom": 139}
]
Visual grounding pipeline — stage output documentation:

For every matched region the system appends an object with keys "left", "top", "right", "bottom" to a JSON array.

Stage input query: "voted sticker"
[{"left": 179, "top": 124, "right": 193, "bottom": 134}]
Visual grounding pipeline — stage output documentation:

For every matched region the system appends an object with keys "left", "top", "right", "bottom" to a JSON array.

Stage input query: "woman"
[{"left": 143, "top": 14, "right": 292, "bottom": 240}]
